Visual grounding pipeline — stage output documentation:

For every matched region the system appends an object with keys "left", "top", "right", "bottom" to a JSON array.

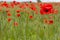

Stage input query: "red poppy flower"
[
  {"left": 13, "top": 1, "right": 17, "bottom": 5},
  {"left": 25, "top": 2, "right": 28, "bottom": 6},
  {"left": 29, "top": 15, "right": 33, "bottom": 19},
  {"left": 16, "top": 13, "right": 20, "bottom": 17},
  {"left": 7, "top": 12, "right": 11, "bottom": 16},
  {"left": 16, "top": 10, "right": 20, "bottom": 13},
  {"left": 14, "top": 22, "right": 18, "bottom": 26},
  {"left": 7, "top": 18, "right": 12, "bottom": 22},
  {"left": 2, "top": 1, "right": 9, "bottom": 8},
  {"left": 48, "top": 20, "right": 53, "bottom": 24},
  {"left": 30, "top": 6, "right": 36, "bottom": 11},
  {"left": 10, "top": 2, "right": 15, "bottom": 8},
  {"left": 40, "top": 3, "right": 53, "bottom": 15},
  {"left": 30, "top": 4, "right": 36, "bottom": 11},
  {"left": 39, "top": 3, "right": 43, "bottom": 8},
  {"left": 19, "top": 4, "right": 25, "bottom": 9}
]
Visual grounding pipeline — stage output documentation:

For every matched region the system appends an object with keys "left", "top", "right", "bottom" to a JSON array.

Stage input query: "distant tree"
[{"left": 37, "top": 0, "right": 41, "bottom": 2}]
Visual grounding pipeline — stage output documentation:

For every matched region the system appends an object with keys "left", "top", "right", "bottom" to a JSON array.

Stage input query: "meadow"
[{"left": 0, "top": 1, "right": 60, "bottom": 40}]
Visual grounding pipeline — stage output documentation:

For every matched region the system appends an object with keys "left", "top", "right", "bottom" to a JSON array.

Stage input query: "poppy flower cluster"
[
  {"left": 2, "top": 1, "right": 9, "bottom": 8},
  {"left": 0, "top": 1, "right": 58, "bottom": 26},
  {"left": 43, "top": 19, "right": 54, "bottom": 24},
  {"left": 30, "top": 4, "right": 37, "bottom": 11}
]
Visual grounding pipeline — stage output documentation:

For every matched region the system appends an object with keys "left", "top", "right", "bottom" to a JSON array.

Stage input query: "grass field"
[{"left": 0, "top": 2, "right": 60, "bottom": 40}]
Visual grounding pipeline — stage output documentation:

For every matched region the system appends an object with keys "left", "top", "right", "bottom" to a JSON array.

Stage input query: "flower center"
[{"left": 45, "top": 9, "right": 49, "bottom": 12}]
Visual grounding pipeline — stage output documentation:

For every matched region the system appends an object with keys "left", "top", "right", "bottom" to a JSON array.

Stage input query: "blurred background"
[{"left": 0, "top": 0, "right": 60, "bottom": 2}]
